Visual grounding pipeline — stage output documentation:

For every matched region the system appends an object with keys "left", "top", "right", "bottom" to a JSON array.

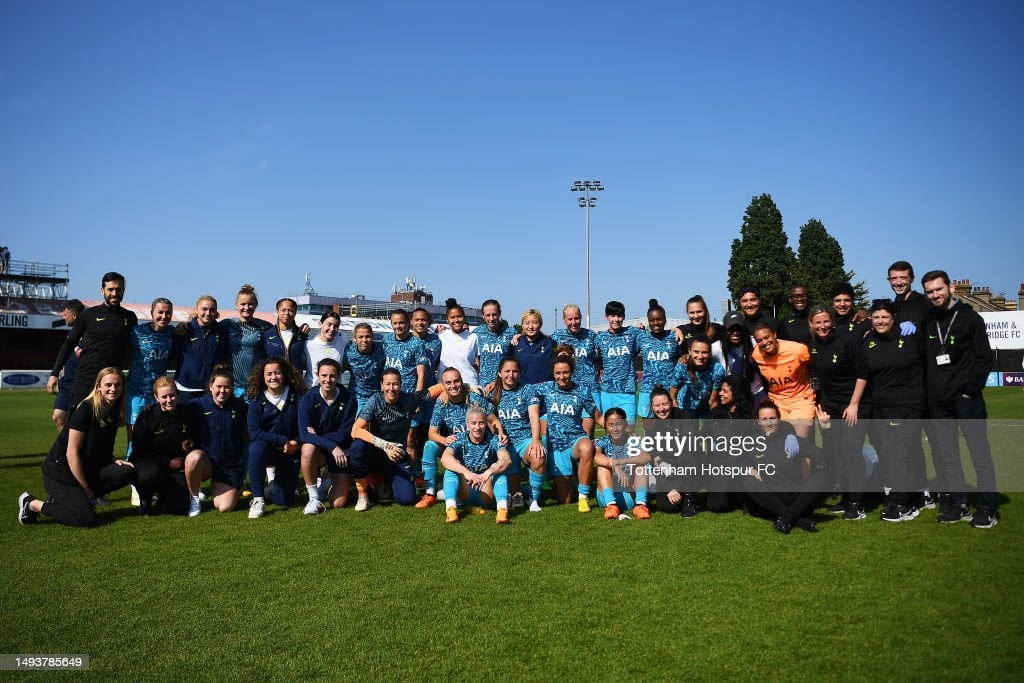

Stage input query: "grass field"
[{"left": 2, "top": 389, "right": 1023, "bottom": 681}]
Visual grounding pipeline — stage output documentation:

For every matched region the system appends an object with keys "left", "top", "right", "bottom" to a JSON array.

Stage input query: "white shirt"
[
  {"left": 438, "top": 329, "right": 480, "bottom": 386},
  {"left": 305, "top": 335, "right": 347, "bottom": 387}
]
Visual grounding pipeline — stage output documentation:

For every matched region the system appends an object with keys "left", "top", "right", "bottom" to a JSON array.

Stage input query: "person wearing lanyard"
[{"left": 921, "top": 270, "right": 999, "bottom": 528}]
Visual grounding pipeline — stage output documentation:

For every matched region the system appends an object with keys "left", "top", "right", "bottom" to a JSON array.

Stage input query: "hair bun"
[
  {"left": 649, "top": 298, "right": 659, "bottom": 308},
  {"left": 445, "top": 297, "right": 458, "bottom": 307}
]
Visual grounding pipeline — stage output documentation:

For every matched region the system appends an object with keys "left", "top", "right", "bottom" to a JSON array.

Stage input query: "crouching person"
[
  {"left": 440, "top": 407, "right": 513, "bottom": 525},
  {"left": 183, "top": 367, "right": 248, "bottom": 516},
  {"left": 299, "top": 358, "right": 359, "bottom": 514},
  {"left": 19, "top": 368, "right": 136, "bottom": 528}
]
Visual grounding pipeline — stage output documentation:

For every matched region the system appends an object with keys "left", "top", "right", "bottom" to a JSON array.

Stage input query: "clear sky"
[{"left": 2, "top": 0, "right": 1022, "bottom": 325}]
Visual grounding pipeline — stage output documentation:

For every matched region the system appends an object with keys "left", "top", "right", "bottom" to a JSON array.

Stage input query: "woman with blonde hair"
[
  {"left": 19, "top": 368, "right": 136, "bottom": 527},
  {"left": 513, "top": 309, "right": 555, "bottom": 386},
  {"left": 175, "top": 294, "right": 231, "bottom": 401}
]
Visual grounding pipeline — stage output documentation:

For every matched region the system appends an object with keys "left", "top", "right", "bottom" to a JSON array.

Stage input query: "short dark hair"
[
  {"left": 869, "top": 300, "right": 896, "bottom": 316},
  {"left": 317, "top": 358, "right": 341, "bottom": 373},
  {"left": 63, "top": 299, "right": 85, "bottom": 314},
  {"left": 605, "top": 300, "right": 625, "bottom": 316},
  {"left": 738, "top": 285, "right": 761, "bottom": 299},
  {"left": 888, "top": 261, "right": 914, "bottom": 279},
  {"left": 830, "top": 283, "right": 855, "bottom": 299},
  {"left": 920, "top": 270, "right": 950, "bottom": 286},
  {"left": 101, "top": 271, "right": 125, "bottom": 286}
]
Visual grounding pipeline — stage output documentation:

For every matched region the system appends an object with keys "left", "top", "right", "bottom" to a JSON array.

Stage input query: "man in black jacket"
[
  {"left": 922, "top": 270, "right": 998, "bottom": 529},
  {"left": 47, "top": 272, "right": 138, "bottom": 407}
]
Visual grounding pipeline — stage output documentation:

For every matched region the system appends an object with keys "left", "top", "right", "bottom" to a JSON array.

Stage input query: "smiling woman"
[{"left": 19, "top": 367, "right": 137, "bottom": 527}]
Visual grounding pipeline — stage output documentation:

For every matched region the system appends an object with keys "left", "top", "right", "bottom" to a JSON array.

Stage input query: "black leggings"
[
  {"left": 743, "top": 471, "right": 825, "bottom": 522},
  {"left": 134, "top": 459, "right": 190, "bottom": 515},
  {"left": 41, "top": 465, "right": 136, "bottom": 527}
]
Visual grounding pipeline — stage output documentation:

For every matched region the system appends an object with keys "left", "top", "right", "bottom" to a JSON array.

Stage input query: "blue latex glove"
[
  {"left": 899, "top": 320, "right": 916, "bottom": 336},
  {"left": 784, "top": 434, "right": 800, "bottom": 459}
]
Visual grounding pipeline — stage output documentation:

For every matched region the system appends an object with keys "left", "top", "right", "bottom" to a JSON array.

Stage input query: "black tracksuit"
[
  {"left": 924, "top": 299, "right": 997, "bottom": 512},
  {"left": 778, "top": 309, "right": 811, "bottom": 346},
  {"left": 809, "top": 331, "right": 871, "bottom": 500},
  {"left": 741, "top": 421, "right": 825, "bottom": 523},
  {"left": 40, "top": 402, "right": 136, "bottom": 527},
  {"left": 131, "top": 403, "right": 198, "bottom": 514},
  {"left": 893, "top": 290, "right": 931, "bottom": 328},
  {"left": 50, "top": 303, "right": 138, "bottom": 406},
  {"left": 862, "top": 328, "right": 926, "bottom": 505}
]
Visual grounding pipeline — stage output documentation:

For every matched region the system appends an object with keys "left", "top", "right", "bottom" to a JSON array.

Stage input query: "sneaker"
[
  {"left": 304, "top": 498, "right": 325, "bottom": 516},
  {"left": 578, "top": 497, "right": 591, "bottom": 513},
  {"left": 130, "top": 485, "right": 141, "bottom": 507},
  {"left": 198, "top": 490, "right": 208, "bottom": 501},
  {"left": 881, "top": 503, "right": 918, "bottom": 522},
  {"left": 827, "top": 500, "right": 848, "bottom": 515},
  {"left": 94, "top": 496, "right": 111, "bottom": 507},
  {"left": 937, "top": 493, "right": 952, "bottom": 514},
  {"left": 248, "top": 498, "right": 265, "bottom": 519},
  {"left": 188, "top": 496, "right": 202, "bottom": 518},
  {"left": 529, "top": 500, "right": 542, "bottom": 513},
  {"left": 920, "top": 493, "right": 936, "bottom": 510},
  {"left": 773, "top": 517, "right": 792, "bottom": 534},
  {"left": 354, "top": 495, "right": 370, "bottom": 512},
  {"left": 793, "top": 517, "right": 819, "bottom": 533},
  {"left": 843, "top": 504, "right": 867, "bottom": 521},
  {"left": 679, "top": 495, "right": 697, "bottom": 519},
  {"left": 604, "top": 503, "right": 621, "bottom": 520},
  {"left": 632, "top": 503, "right": 651, "bottom": 520},
  {"left": 138, "top": 500, "right": 153, "bottom": 516},
  {"left": 414, "top": 493, "right": 438, "bottom": 509},
  {"left": 510, "top": 491, "right": 525, "bottom": 509},
  {"left": 970, "top": 509, "right": 998, "bottom": 529},
  {"left": 937, "top": 505, "right": 972, "bottom": 523},
  {"left": 17, "top": 492, "right": 37, "bottom": 525},
  {"left": 496, "top": 508, "right": 509, "bottom": 525},
  {"left": 445, "top": 507, "right": 460, "bottom": 524}
]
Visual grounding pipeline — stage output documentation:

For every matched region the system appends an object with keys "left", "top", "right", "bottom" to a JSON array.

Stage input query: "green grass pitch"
[{"left": 1, "top": 389, "right": 1022, "bottom": 680}]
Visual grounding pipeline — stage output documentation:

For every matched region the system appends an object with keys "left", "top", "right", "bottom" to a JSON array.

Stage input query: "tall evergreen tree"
[
  {"left": 791, "top": 217, "right": 871, "bottom": 309},
  {"left": 793, "top": 218, "right": 848, "bottom": 308},
  {"left": 727, "top": 193, "right": 795, "bottom": 314}
]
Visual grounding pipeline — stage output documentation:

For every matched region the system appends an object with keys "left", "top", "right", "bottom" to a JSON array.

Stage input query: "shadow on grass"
[{"left": 0, "top": 453, "right": 46, "bottom": 469}]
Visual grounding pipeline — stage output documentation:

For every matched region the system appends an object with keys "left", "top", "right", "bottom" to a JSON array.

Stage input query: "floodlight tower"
[{"left": 570, "top": 179, "right": 604, "bottom": 328}]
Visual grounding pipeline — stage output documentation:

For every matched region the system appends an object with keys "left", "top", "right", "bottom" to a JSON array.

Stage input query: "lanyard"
[{"left": 935, "top": 311, "right": 958, "bottom": 352}]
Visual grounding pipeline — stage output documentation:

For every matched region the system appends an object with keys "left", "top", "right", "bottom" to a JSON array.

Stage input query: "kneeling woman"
[
  {"left": 299, "top": 358, "right": 359, "bottom": 514},
  {"left": 184, "top": 367, "right": 248, "bottom": 516},
  {"left": 246, "top": 357, "right": 306, "bottom": 518},
  {"left": 535, "top": 344, "right": 604, "bottom": 512},
  {"left": 348, "top": 369, "right": 445, "bottom": 510},
  {"left": 440, "top": 406, "right": 513, "bottom": 524},
  {"left": 131, "top": 376, "right": 203, "bottom": 515},
  {"left": 19, "top": 368, "right": 136, "bottom": 527},
  {"left": 741, "top": 401, "right": 824, "bottom": 534},
  {"left": 595, "top": 407, "right": 651, "bottom": 520}
]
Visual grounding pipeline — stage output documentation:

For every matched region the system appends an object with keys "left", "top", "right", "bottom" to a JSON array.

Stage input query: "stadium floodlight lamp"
[{"left": 570, "top": 178, "right": 605, "bottom": 328}]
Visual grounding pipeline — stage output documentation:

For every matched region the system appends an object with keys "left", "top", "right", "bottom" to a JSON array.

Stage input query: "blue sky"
[{"left": 2, "top": 0, "right": 1022, "bottom": 325}]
